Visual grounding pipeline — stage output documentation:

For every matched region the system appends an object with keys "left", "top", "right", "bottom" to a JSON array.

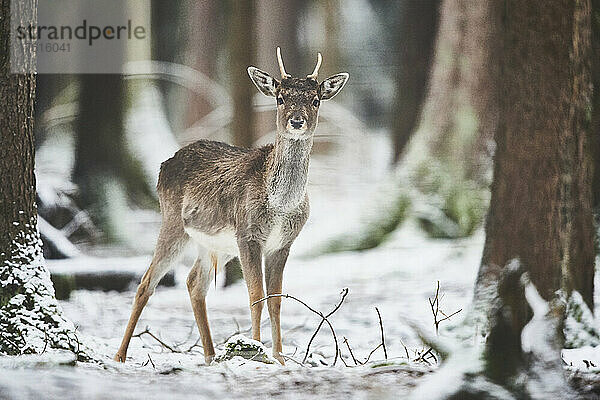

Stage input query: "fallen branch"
[
  {"left": 414, "top": 347, "right": 437, "bottom": 364},
  {"left": 142, "top": 353, "right": 156, "bottom": 369},
  {"left": 343, "top": 337, "right": 360, "bottom": 366},
  {"left": 375, "top": 307, "right": 388, "bottom": 360},
  {"left": 133, "top": 327, "right": 181, "bottom": 353},
  {"left": 363, "top": 343, "right": 383, "bottom": 364},
  {"left": 429, "top": 281, "right": 462, "bottom": 335},
  {"left": 252, "top": 288, "right": 349, "bottom": 366}
]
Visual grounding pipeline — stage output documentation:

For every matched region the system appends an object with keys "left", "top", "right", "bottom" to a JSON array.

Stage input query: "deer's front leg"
[
  {"left": 265, "top": 246, "right": 290, "bottom": 365},
  {"left": 238, "top": 239, "right": 264, "bottom": 341}
]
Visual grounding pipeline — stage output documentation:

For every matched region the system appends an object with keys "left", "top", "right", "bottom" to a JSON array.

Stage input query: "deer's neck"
[{"left": 266, "top": 134, "right": 312, "bottom": 211}]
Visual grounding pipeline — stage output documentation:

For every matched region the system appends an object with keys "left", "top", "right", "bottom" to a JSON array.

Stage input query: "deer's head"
[{"left": 248, "top": 48, "right": 349, "bottom": 140}]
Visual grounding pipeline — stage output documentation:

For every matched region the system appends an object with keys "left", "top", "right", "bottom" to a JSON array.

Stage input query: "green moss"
[
  {"left": 215, "top": 336, "right": 274, "bottom": 364},
  {"left": 371, "top": 362, "right": 397, "bottom": 368},
  {"left": 413, "top": 157, "right": 486, "bottom": 239},
  {"left": 418, "top": 186, "right": 485, "bottom": 239},
  {"left": 0, "top": 285, "right": 21, "bottom": 308},
  {"left": 443, "top": 186, "right": 485, "bottom": 236},
  {"left": 50, "top": 274, "right": 76, "bottom": 300},
  {"left": 322, "top": 193, "right": 411, "bottom": 254}
]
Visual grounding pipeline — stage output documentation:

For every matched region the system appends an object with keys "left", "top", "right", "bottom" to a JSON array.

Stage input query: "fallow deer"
[{"left": 114, "top": 48, "right": 349, "bottom": 365}]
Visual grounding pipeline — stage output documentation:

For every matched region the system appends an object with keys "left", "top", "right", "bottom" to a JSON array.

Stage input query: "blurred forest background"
[{"left": 35, "top": 0, "right": 499, "bottom": 263}]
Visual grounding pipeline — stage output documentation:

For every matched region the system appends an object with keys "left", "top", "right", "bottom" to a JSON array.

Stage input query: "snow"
[
  {"left": 565, "top": 291, "right": 600, "bottom": 349},
  {"left": 521, "top": 279, "right": 573, "bottom": 398},
  {"left": 0, "top": 224, "right": 84, "bottom": 357},
  {"left": 0, "top": 215, "right": 484, "bottom": 397}
]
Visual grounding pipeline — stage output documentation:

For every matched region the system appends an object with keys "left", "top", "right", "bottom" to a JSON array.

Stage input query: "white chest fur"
[
  {"left": 264, "top": 216, "right": 285, "bottom": 255},
  {"left": 184, "top": 227, "right": 239, "bottom": 257}
]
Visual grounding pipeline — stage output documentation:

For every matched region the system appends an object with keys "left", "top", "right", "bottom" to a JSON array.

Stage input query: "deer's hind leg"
[
  {"left": 186, "top": 250, "right": 219, "bottom": 365},
  {"left": 114, "top": 212, "right": 188, "bottom": 362}
]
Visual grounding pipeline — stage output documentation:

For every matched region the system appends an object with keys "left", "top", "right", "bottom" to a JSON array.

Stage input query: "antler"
[
  {"left": 307, "top": 52, "right": 322, "bottom": 80},
  {"left": 277, "top": 47, "right": 291, "bottom": 79}
]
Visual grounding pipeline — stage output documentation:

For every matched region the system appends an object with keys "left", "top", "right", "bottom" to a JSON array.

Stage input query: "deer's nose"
[{"left": 290, "top": 116, "right": 305, "bottom": 129}]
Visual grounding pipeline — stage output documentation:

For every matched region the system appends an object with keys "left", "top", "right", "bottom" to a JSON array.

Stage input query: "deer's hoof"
[
  {"left": 113, "top": 352, "right": 126, "bottom": 363},
  {"left": 273, "top": 352, "right": 285, "bottom": 366},
  {"left": 205, "top": 354, "right": 215, "bottom": 365}
]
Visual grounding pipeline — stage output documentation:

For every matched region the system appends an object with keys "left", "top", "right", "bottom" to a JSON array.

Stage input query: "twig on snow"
[
  {"left": 133, "top": 327, "right": 180, "bottom": 353},
  {"left": 363, "top": 343, "right": 383, "bottom": 364},
  {"left": 343, "top": 337, "right": 360, "bottom": 366},
  {"left": 142, "top": 353, "right": 156, "bottom": 369},
  {"left": 338, "top": 349, "right": 350, "bottom": 367},
  {"left": 375, "top": 307, "right": 388, "bottom": 360},
  {"left": 399, "top": 337, "right": 410, "bottom": 359},
  {"left": 429, "top": 281, "right": 462, "bottom": 335},
  {"left": 252, "top": 288, "right": 349, "bottom": 366}
]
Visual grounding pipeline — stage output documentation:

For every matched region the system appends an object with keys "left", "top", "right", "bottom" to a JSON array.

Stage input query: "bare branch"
[
  {"left": 428, "top": 281, "right": 462, "bottom": 335},
  {"left": 343, "top": 337, "right": 360, "bottom": 366},
  {"left": 252, "top": 288, "right": 349, "bottom": 366},
  {"left": 363, "top": 343, "right": 382, "bottom": 364},
  {"left": 133, "top": 327, "right": 180, "bottom": 353},
  {"left": 375, "top": 307, "right": 388, "bottom": 360},
  {"left": 141, "top": 353, "right": 156, "bottom": 369},
  {"left": 399, "top": 337, "right": 410, "bottom": 360}
]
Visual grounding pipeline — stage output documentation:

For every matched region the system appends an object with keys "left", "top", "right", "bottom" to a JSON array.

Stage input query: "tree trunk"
[
  {"left": 228, "top": 0, "right": 256, "bottom": 148},
  {"left": 73, "top": 74, "right": 153, "bottom": 242},
  {"left": 391, "top": 0, "right": 440, "bottom": 162},
  {"left": 183, "top": 0, "right": 222, "bottom": 128},
  {"left": 474, "top": 3, "right": 595, "bottom": 395},
  {"left": 591, "top": 0, "right": 600, "bottom": 212},
  {"left": 0, "top": 0, "right": 79, "bottom": 356},
  {"left": 253, "top": 0, "right": 303, "bottom": 140},
  {"left": 476, "top": 0, "right": 595, "bottom": 309},
  {"left": 415, "top": 2, "right": 595, "bottom": 397}
]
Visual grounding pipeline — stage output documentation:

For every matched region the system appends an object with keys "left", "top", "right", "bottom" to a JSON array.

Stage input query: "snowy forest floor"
[
  {"left": 2, "top": 134, "right": 600, "bottom": 399},
  {"left": 0, "top": 221, "right": 481, "bottom": 399},
  {"left": 4, "top": 212, "right": 600, "bottom": 399}
]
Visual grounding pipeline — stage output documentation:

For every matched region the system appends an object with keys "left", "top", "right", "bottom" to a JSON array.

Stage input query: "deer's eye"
[
  {"left": 312, "top": 98, "right": 320, "bottom": 107},
  {"left": 277, "top": 96, "right": 284, "bottom": 105}
]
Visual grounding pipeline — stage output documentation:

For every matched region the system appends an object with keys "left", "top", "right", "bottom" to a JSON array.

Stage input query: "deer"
[{"left": 113, "top": 48, "right": 348, "bottom": 365}]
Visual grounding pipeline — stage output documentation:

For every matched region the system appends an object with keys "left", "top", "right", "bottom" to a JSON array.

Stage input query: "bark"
[
  {"left": 416, "top": 2, "right": 594, "bottom": 397},
  {"left": 391, "top": 0, "right": 440, "bottom": 162},
  {"left": 228, "top": 0, "right": 256, "bottom": 148},
  {"left": 183, "top": 0, "right": 222, "bottom": 128},
  {"left": 0, "top": 0, "right": 80, "bottom": 356},
  {"left": 73, "top": 74, "right": 153, "bottom": 241},
  {"left": 0, "top": 0, "right": 37, "bottom": 267},
  {"left": 476, "top": 0, "right": 595, "bottom": 309},
  {"left": 399, "top": 0, "right": 498, "bottom": 238},
  {"left": 592, "top": 0, "right": 600, "bottom": 212},
  {"left": 254, "top": 0, "right": 303, "bottom": 139},
  {"left": 415, "top": 0, "right": 498, "bottom": 181},
  {"left": 150, "top": 0, "right": 189, "bottom": 132}
]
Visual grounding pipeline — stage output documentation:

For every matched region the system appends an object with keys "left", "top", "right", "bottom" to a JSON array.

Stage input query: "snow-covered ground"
[
  {"left": 1, "top": 130, "right": 488, "bottom": 399},
  {"left": 0, "top": 221, "right": 482, "bottom": 399},
  {"left": 6, "top": 123, "right": 600, "bottom": 398}
]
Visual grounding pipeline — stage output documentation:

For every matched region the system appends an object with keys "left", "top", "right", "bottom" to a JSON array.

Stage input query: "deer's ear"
[
  {"left": 247, "top": 67, "right": 279, "bottom": 97},
  {"left": 320, "top": 73, "right": 349, "bottom": 100}
]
